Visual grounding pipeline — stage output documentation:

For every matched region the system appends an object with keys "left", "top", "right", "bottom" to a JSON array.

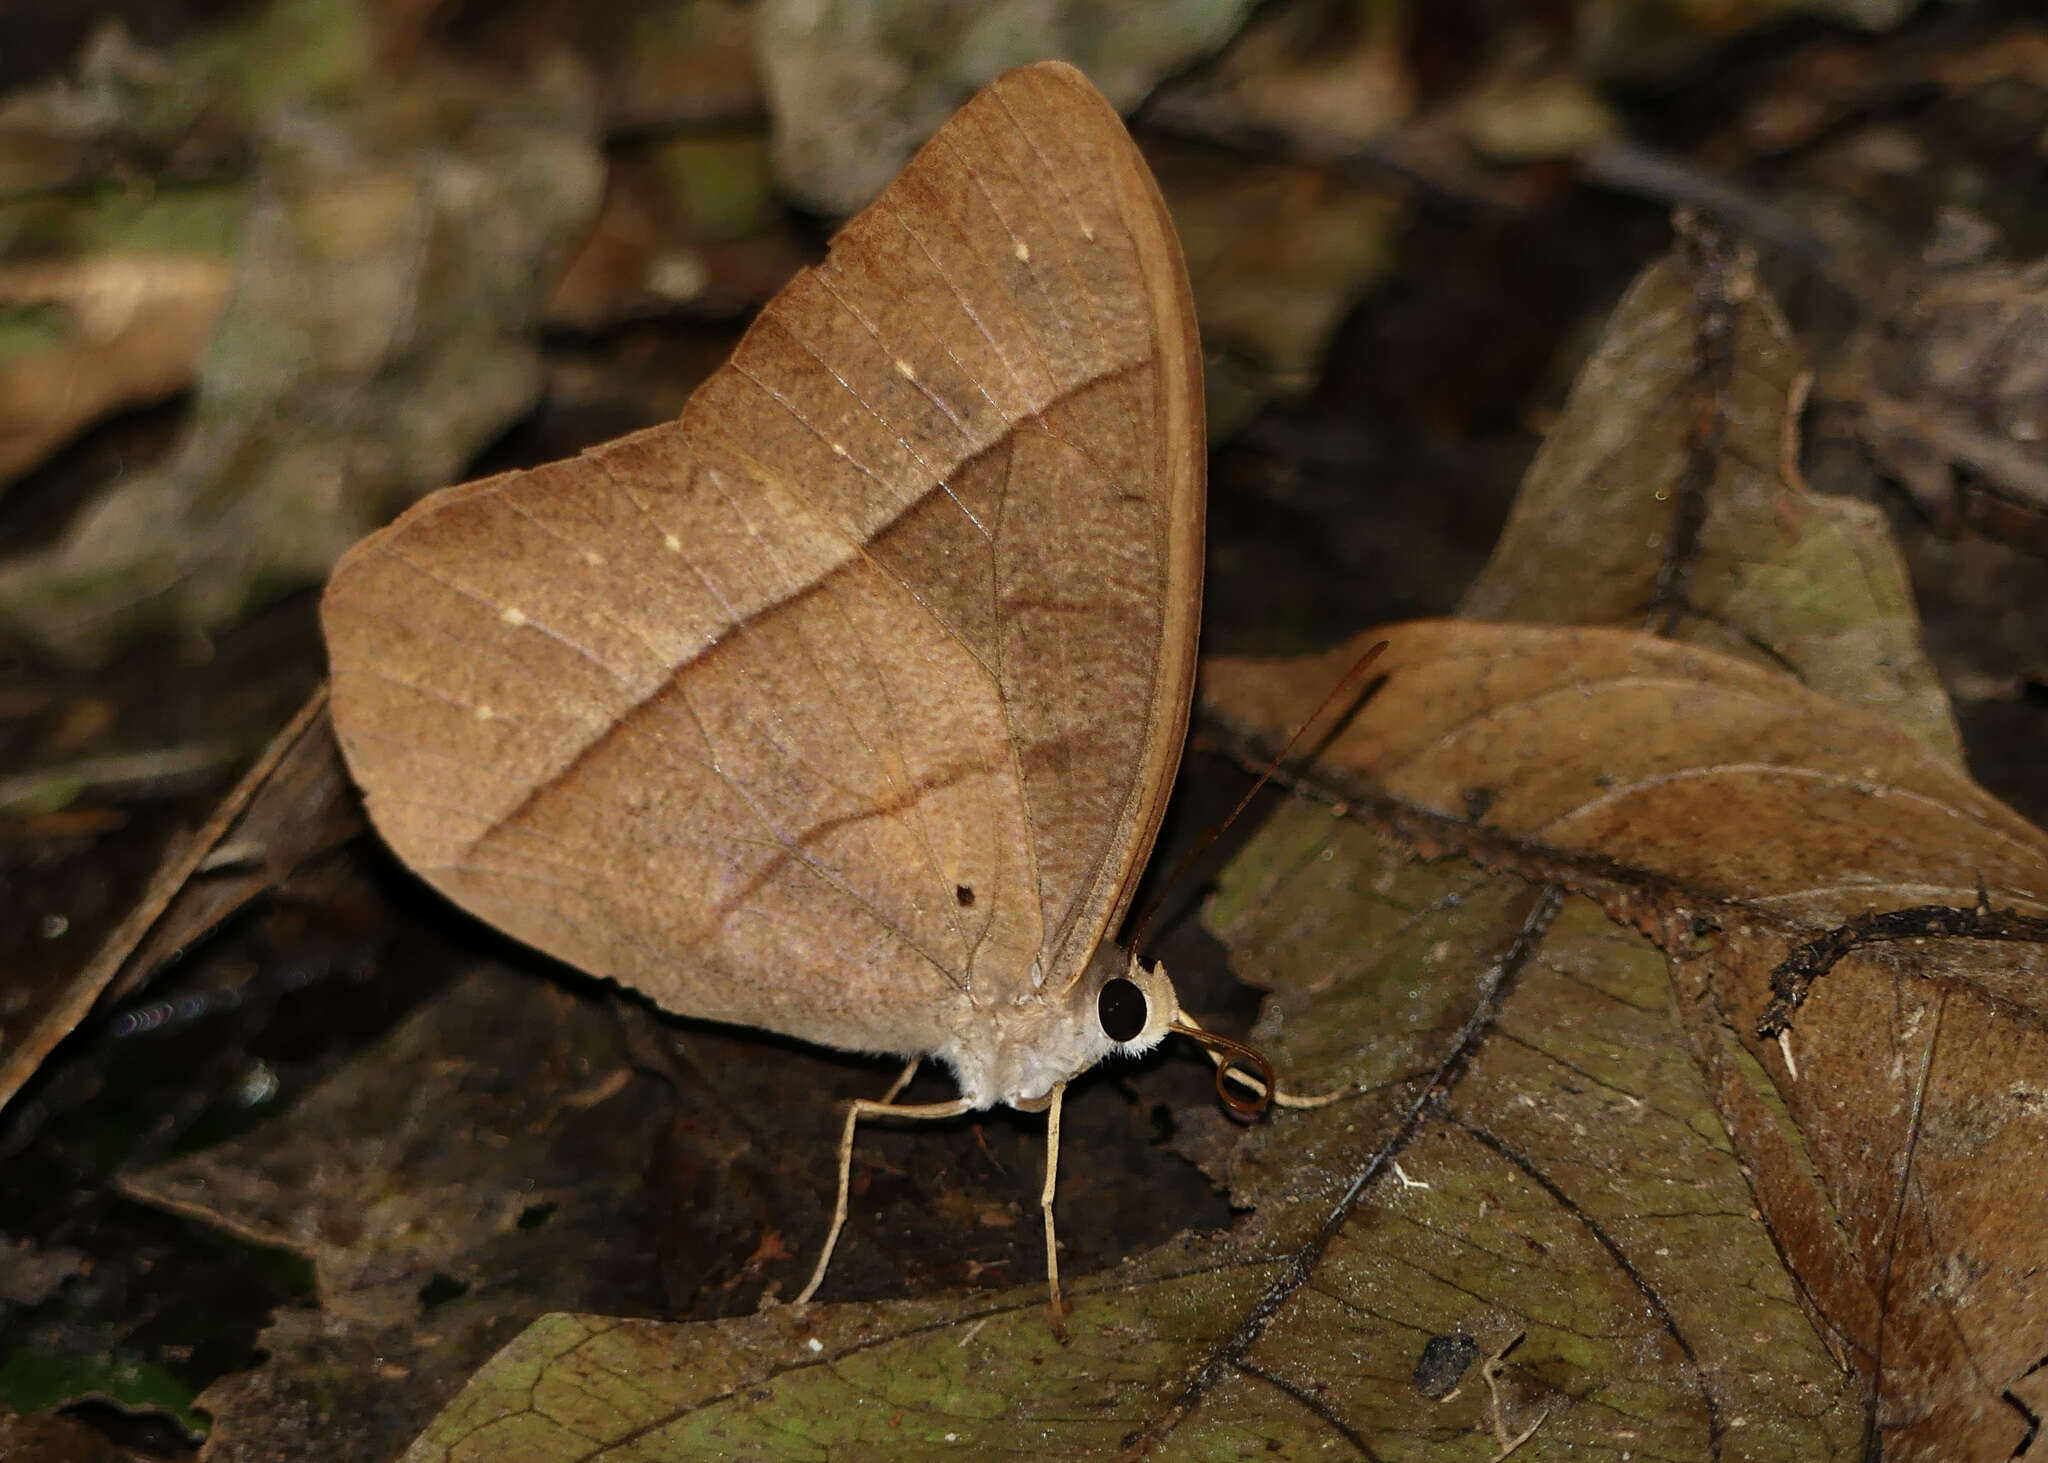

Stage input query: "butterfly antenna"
[{"left": 1128, "top": 638, "right": 1388, "bottom": 953}]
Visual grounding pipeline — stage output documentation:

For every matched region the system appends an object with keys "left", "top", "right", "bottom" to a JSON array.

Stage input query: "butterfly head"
[{"left": 1092, "top": 949, "right": 1178, "bottom": 1057}]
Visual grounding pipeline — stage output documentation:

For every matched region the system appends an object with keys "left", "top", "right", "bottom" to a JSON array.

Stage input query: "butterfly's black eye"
[{"left": 1098, "top": 976, "right": 1147, "bottom": 1044}]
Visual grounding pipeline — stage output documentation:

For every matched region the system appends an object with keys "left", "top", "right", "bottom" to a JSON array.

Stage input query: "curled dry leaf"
[
  {"left": 1460, "top": 225, "right": 1962, "bottom": 764},
  {"left": 0, "top": 253, "right": 232, "bottom": 487},
  {"left": 1204, "top": 619, "right": 2047, "bottom": 1460}
]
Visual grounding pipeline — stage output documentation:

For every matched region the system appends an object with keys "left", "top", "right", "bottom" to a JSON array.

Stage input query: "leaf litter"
[
  {"left": 389, "top": 239, "right": 2045, "bottom": 1460},
  {"left": 0, "top": 14, "right": 603, "bottom": 663}
]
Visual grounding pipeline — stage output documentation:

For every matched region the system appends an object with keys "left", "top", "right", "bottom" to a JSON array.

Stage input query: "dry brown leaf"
[
  {"left": 1461, "top": 225, "right": 1962, "bottom": 762},
  {"left": 0, "top": 254, "right": 231, "bottom": 486},
  {"left": 1204, "top": 618, "right": 2048, "bottom": 1458}
]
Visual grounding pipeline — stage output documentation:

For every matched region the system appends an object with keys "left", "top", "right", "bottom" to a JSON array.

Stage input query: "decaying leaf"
[
  {"left": 1206, "top": 620, "right": 2047, "bottom": 1460},
  {"left": 0, "top": 67, "right": 602, "bottom": 663},
  {"left": 1831, "top": 255, "right": 2048, "bottom": 541},
  {"left": 118, "top": 966, "right": 672, "bottom": 1462},
  {"left": 750, "top": 0, "right": 1258, "bottom": 215},
  {"left": 1460, "top": 222, "right": 1963, "bottom": 764},
  {"left": 405, "top": 892, "right": 1859, "bottom": 1460},
  {"left": 0, "top": 691, "right": 354, "bottom": 1115},
  {"left": 1150, "top": 145, "right": 1401, "bottom": 437},
  {"left": 0, "top": 254, "right": 233, "bottom": 487}
]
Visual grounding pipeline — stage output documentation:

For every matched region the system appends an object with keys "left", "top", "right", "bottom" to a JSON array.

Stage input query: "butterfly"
[{"left": 322, "top": 60, "right": 1269, "bottom": 1315}]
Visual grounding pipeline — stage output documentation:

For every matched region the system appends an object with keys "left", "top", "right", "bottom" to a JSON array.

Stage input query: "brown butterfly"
[{"left": 321, "top": 60, "right": 1268, "bottom": 1314}]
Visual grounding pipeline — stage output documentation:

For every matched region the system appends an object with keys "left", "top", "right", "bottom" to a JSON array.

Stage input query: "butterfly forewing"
[{"left": 321, "top": 61, "right": 1203, "bottom": 1067}]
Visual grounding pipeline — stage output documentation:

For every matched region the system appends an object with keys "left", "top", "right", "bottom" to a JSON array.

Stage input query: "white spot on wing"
[{"left": 501, "top": 607, "right": 527, "bottom": 627}]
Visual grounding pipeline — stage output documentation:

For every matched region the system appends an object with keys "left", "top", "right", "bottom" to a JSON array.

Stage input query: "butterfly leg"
[
  {"left": 1041, "top": 1079, "right": 1069, "bottom": 1323},
  {"left": 795, "top": 1060, "right": 971, "bottom": 1306}
]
